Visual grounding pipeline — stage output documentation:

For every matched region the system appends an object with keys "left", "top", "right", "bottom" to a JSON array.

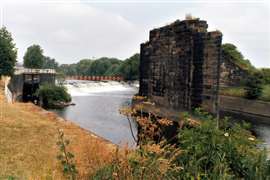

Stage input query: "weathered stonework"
[
  {"left": 139, "top": 19, "right": 222, "bottom": 113},
  {"left": 220, "top": 50, "right": 249, "bottom": 87}
]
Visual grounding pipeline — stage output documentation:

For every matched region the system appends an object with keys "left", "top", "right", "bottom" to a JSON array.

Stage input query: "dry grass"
[{"left": 0, "top": 80, "right": 115, "bottom": 179}]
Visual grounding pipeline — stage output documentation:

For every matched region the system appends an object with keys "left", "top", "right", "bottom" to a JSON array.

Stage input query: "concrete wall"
[
  {"left": 8, "top": 73, "right": 55, "bottom": 102},
  {"left": 220, "top": 95, "right": 270, "bottom": 124}
]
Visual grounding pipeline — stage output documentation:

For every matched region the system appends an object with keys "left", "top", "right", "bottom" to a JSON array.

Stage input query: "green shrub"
[
  {"left": 177, "top": 118, "right": 270, "bottom": 179},
  {"left": 92, "top": 109, "right": 270, "bottom": 179},
  {"left": 245, "top": 73, "right": 263, "bottom": 99},
  {"left": 36, "top": 83, "right": 71, "bottom": 108}
]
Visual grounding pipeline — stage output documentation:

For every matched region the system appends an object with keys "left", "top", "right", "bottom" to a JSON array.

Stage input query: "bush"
[
  {"left": 177, "top": 117, "right": 270, "bottom": 179},
  {"left": 245, "top": 73, "right": 263, "bottom": 99},
  {"left": 36, "top": 83, "right": 71, "bottom": 108},
  {"left": 92, "top": 109, "right": 270, "bottom": 179}
]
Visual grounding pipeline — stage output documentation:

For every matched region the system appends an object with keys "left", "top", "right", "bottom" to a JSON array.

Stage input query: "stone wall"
[
  {"left": 220, "top": 51, "right": 249, "bottom": 87},
  {"left": 139, "top": 19, "right": 222, "bottom": 113}
]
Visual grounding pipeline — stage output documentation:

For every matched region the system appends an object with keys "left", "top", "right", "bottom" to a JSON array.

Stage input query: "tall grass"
[{"left": 90, "top": 107, "right": 270, "bottom": 179}]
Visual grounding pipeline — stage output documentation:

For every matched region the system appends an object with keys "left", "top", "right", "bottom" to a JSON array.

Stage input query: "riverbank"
[{"left": 0, "top": 80, "right": 115, "bottom": 179}]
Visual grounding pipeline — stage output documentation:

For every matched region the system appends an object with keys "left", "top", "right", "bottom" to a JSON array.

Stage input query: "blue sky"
[{"left": 0, "top": 0, "right": 269, "bottom": 67}]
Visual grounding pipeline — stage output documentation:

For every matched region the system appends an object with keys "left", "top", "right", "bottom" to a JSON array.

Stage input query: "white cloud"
[
  {"left": 0, "top": 1, "right": 269, "bottom": 67},
  {"left": 2, "top": 2, "right": 142, "bottom": 63}
]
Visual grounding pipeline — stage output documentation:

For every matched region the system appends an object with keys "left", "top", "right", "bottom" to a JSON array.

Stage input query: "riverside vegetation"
[
  {"left": 57, "top": 101, "right": 270, "bottom": 179},
  {"left": 35, "top": 83, "right": 72, "bottom": 109}
]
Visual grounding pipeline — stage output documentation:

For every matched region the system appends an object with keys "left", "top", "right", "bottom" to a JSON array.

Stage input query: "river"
[
  {"left": 52, "top": 80, "right": 270, "bottom": 150},
  {"left": 53, "top": 80, "right": 138, "bottom": 147}
]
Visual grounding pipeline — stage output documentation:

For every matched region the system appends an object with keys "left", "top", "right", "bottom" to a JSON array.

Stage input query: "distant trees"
[
  {"left": 0, "top": 27, "right": 17, "bottom": 77},
  {"left": 117, "top": 54, "right": 140, "bottom": 80},
  {"left": 42, "top": 56, "right": 59, "bottom": 69},
  {"left": 23, "top": 44, "right": 44, "bottom": 68},
  {"left": 58, "top": 54, "right": 140, "bottom": 80}
]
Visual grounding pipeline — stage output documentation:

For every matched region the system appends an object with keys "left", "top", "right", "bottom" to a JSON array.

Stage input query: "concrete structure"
[
  {"left": 7, "top": 67, "right": 56, "bottom": 102},
  {"left": 139, "top": 18, "right": 222, "bottom": 114}
]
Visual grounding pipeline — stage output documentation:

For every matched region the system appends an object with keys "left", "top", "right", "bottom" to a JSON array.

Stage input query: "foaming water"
[
  {"left": 64, "top": 80, "right": 138, "bottom": 96},
  {"left": 53, "top": 80, "right": 138, "bottom": 147}
]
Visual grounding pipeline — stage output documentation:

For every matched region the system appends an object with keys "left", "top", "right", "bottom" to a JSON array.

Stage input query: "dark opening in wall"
[{"left": 22, "top": 82, "right": 39, "bottom": 102}]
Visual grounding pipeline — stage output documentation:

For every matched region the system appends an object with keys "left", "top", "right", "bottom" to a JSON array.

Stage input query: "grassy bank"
[
  {"left": 0, "top": 80, "right": 115, "bottom": 179},
  {"left": 220, "top": 84, "right": 270, "bottom": 102}
]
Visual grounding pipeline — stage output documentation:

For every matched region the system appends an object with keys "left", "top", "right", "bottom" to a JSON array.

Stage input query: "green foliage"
[
  {"left": 245, "top": 72, "right": 263, "bottom": 99},
  {"left": 35, "top": 83, "right": 71, "bottom": 108},
  {"left": 222, "top": 43, "right": 255, "bottom": 71},
  {"left": 117, "top": 53, "right": 140, "bottom": 80},
  {"left": 261, "top": 85, "right": 270, "bottom": 102},
  {"left": 93, "top": 109, "right": 270, "bottom": 179},
  {"left": 88, "top": 57, "right": 122, "bottom": 76},
  {"left": 58, "top": 64, "right": 77, "bottom": 76},
  {"left": 42, "top": 56, "right": 59, "bottom": 69},
  {"left": 177, "top": 115, "right": 270, "bottom": 179},
  {"left": 0, "top": 27, "right": 17, "bottom": 76},
  {"left": 23, "top": 44, "right": 44, "bottom": 68},
  {"left": 57, "top": 54, "right": 140, "bottom": 80},
  {"left": 259, "top": 68, "right": 270, "bottom": 84},
  {"left": 56, "top": 129, "right": 77, "bottom": 180}
]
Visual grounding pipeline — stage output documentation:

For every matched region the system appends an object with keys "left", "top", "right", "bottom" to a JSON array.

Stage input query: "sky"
[{"left": 0, "top": 0, "right": 269, "bottom": 67}]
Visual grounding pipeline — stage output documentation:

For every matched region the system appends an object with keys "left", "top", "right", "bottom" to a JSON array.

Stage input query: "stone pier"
[{"left": 139, "top": 18, "right": 222, "bottom": 114}]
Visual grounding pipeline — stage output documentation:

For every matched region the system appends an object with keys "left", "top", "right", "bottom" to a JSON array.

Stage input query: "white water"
[{"left": 64, "top": 80, "right": 139, "bottom": 96}]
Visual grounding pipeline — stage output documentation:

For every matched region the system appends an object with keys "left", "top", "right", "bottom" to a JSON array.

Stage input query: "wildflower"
[
  {"left": 158, "top": 118, "right": 173, "bottom": 126},
  {"left": 248, "top": 137, "right": 255, "bottom": 141},
  {"left": 224, "top": 133, "right": 229, "bottom": 137}
]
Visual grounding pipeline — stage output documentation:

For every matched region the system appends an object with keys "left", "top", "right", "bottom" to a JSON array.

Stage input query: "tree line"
[{"left": 58, "top": 54, "right": 140, "bottom": 80}]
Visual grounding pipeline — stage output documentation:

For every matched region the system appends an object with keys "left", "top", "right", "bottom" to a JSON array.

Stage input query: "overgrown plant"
[
  {"left": 56, "top": 129, "right": 77, "bottom": 180},
  {"left": 245, "top": 72, "right": 263, "bottom": 99},
  {"left": 94, "top": 105, "right": 270, "bottom": 179},
  {"left": 93, "top": 142, "right": 182, "bottom": 180},
  {"left": 35, "top": 83, "right": 71, "bottom": 108}
]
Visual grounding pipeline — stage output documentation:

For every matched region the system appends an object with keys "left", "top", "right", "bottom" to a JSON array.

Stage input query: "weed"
[{"left": 56, "top": 129, "right": 77, "bottom": 179}]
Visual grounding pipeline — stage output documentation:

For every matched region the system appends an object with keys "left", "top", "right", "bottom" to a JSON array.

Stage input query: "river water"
[
  {"left": 52, "top": 80, "right": 270, "bottom": 150},
  {"left": 53, "top": 80, "right": 138, "bottom": 146}
]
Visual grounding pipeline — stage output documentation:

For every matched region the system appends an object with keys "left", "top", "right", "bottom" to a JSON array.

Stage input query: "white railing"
[{"left": 14, "top": 68, "right": 56, "bottom": 75}]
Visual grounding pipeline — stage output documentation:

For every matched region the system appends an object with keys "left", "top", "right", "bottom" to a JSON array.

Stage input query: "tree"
[
  {"left": 259, "top": 68, "right": 270, "bottom": 84},
  {"left": 42, "top": 56, "right": 59, "bottom": 69},
  {"left": 0, "top": 27, "right": 17, "bottom": 77},
  {"left": 117, "top": 53, "right": 140, "bottom": 80},
  {"left": 23, "top": 44, "right": 44, "bottom": 68},
  {"left": 245, "top": 72, "right": 263, "bottom": 99}
]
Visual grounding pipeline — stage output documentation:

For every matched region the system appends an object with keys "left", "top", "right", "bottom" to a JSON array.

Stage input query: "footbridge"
[{"left": 66, "top": 76, "right": 124, "bottom": 81}]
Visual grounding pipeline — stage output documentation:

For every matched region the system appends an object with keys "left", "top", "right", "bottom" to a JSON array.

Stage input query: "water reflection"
[{"left": 53, "top": 89, "right": 138, "bottom": 147}]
